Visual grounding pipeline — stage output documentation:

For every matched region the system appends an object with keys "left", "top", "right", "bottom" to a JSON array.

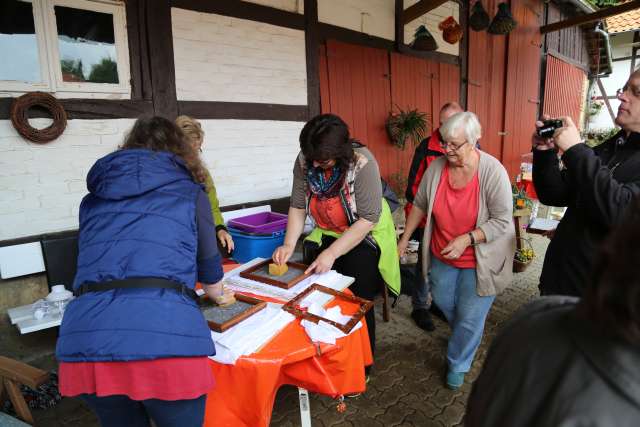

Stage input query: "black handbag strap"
[{"left": 75, "top": 278, "right": 199, "bottom": 300}]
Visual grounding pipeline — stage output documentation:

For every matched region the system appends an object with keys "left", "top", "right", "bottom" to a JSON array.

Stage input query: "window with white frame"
[{"left": 0, "top": 0, "right": 130, "bottom": 95}]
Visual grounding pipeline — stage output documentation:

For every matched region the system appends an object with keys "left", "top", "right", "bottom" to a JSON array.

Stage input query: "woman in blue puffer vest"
[{"left": 56, "top": 116, "right": 234, "bottom": 427}]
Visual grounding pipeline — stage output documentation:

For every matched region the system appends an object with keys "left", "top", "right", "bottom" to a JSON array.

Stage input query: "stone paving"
[{"left": 23, "top": 235, "right": 548, "bottom": 427}]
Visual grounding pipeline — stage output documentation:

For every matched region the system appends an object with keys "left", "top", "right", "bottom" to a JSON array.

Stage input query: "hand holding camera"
[{"left": 533, "top": 116, "right": 582, "bottom": 152}]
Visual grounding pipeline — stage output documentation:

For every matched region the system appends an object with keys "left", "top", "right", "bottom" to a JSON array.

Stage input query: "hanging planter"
[
  {"left": 411, "top": 25, "right": 438, "bottom": 51},
  {"left": 438, "top": 16, "right": 463, "bottom": 44},
  {"left": 488, "top": 2, "right": 517, "bottom": 35},
  {"left": 469, "top": 1, "right": 491, "bottom": 32},
  {"left": 385, "top": 107, "right": 429, "bottom": 150}
]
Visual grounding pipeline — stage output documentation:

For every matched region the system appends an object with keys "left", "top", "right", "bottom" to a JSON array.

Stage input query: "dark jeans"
[
  {"left": 410, "top": 228, "right": 431, "bottom": 311},
  {"left": 80, "top": 394, "right": 207, "bottom": 427},
  {"left": 305, "top": 236, "right": 382, "bottom": 356}
]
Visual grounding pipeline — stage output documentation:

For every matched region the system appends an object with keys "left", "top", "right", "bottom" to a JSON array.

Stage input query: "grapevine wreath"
[{"left": 10, "top": 92, "right": 67, "bottom": 143}]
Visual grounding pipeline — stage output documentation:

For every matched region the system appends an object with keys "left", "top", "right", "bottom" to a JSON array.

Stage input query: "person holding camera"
[{"left": 533, "top": 69, "right": 640, "bottom": 297}]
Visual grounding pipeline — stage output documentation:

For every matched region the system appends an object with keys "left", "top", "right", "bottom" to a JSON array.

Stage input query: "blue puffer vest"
[{"left": 56, "top": 149, "right": 215, "bottom": 362}]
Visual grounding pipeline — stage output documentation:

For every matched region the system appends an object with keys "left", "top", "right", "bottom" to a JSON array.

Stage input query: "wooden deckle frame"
[
  {"left": 201, "top": 294, "right": 266, "bottom": 333},
  {"left": 239, "top": 259, "right": 312, "bottom": 289},
  {"left": 282, "top": 284, "right": 373, "bottom": 334}
]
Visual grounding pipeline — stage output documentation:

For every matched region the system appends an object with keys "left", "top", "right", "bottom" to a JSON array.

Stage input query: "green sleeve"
[{"left": 204, "top": 171, "right": 226, "bottom": 229}]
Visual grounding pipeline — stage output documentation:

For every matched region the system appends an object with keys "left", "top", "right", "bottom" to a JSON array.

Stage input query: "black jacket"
[
  {"left": 533, "top": 131, "right": 640, "bottom": 296},
  {"left": 466, "top": 297, "right": 640, "bottom": 427}
]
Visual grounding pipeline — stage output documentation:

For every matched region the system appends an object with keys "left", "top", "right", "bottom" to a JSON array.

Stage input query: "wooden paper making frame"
[
  {"left": 282, "top": 284, "right": 373, "bottom": 334},
  {"left": 200, "top": 293, "right": 267, "bottom": 333},
  {"left": 239, "top": 259, "right": 312, "bottom": 289}
]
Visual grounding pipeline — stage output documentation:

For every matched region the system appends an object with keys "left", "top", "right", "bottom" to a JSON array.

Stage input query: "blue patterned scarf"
[{"left": 306, "top": 165, "right": 346, "bottom": 200}]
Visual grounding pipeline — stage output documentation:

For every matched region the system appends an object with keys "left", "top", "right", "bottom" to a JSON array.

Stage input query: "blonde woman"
[{"left": 176, "top": 116, "right": 234, "bottom": 252}]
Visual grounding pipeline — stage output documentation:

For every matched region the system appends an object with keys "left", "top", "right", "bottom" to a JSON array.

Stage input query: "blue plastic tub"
[{"left": 228, "top": 227, "right": 285, "bottom": 263}]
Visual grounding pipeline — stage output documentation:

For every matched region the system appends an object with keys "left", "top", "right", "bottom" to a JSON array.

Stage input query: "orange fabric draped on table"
[{"left": 203, "top": 293, "right": 373, "bottom": 427}]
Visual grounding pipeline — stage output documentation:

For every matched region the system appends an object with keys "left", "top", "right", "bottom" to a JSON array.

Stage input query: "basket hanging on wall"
[
  {"left": 10, "top": 92, "right": 67, "bottom": 144},
  {"left": 411, "top": 25, "right": 438, "bottom": 51},
  {"left": 488, "top": 2, "right": 518, "bottom": 35},
  {"left": 438, "top": 16, "right": 463, "bottom": 44},
  {"left": 469, "top": 1, "right": 491, "bottom": 32}
]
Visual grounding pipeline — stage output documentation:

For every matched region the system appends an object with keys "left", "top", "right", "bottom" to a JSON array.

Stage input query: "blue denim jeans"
[
  {"left": 80, "top": 393, "right": 206, "bottom": 427},
  {"left": 411, "top": 232, "right": 431, "bottom": 310},
  {"left": 429, "top": 254, "right": 495, "bottom": 373}
]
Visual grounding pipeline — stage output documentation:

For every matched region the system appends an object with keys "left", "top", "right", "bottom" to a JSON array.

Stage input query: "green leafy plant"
[
  {"left": 512, "top": 184, "right": 533, "bottom": 212},
  {"left": 385, "top": 107, "right": 429, "bottom": 150}
]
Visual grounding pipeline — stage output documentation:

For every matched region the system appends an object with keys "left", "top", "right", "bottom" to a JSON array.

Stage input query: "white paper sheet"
[
  {"left": 301, "top": 304, "right": 362, "bottom": 345},
  {"left": 209, "top": 303, "right": 295, "bottom": 365}
]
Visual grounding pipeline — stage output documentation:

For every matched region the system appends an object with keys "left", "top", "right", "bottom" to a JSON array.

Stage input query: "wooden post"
[
  {"left": 146, "top": 0, "right": 178, "bottom": 119},
  {"left": 597, "top": 78, "right": 616, "bottom": 124},
  {"left": 395, "top": 0, "right": 404, "bottom": 50},
  {"left": 459, "top": 0, "right": 469, "bottom": 110},
  {"left": 304, "top": 0, "right": 320, "bottom": 119}
]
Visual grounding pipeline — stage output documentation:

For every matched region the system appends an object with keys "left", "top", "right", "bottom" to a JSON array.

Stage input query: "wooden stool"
[{"left": 0, "top": 356, "right": 49, "bottom": 425}]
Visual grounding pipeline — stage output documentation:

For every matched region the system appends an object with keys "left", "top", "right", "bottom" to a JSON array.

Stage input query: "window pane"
[
  {"left": 55, "top": 5, "right": 119, "bottom": 84},
  {"left": 0, "top": 0, "right": 41, "bottom": 83}
]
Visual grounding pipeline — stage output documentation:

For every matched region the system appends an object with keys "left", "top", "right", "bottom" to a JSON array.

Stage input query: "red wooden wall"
[
  {"left": 319, "top": 40, "right": 461, "bottom": 183},
  {"left": 543, "top": 53, "right": 587, "bottom": 129}
]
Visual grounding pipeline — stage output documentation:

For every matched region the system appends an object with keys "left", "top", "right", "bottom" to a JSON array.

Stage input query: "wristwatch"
[{"left": 468, "top": 232, "right": 476, "bottom": 246}]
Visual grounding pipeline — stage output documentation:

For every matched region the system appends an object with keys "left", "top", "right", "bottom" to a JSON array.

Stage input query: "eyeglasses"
[
  {"left": 439, "top": 140, "right": 468, "bottom": 152},
  {"left": 616, "top": 84, "right": 640, "bottom": 99}
]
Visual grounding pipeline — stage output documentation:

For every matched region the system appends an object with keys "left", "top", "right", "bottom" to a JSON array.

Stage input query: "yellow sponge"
[{"left": 269, "top": 263, "right": 288, "bottom": 276}]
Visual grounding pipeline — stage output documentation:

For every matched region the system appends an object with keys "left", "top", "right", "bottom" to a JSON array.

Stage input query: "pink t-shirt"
[{"left": 430, "top": 166, "right": 480, "bottom": 269}]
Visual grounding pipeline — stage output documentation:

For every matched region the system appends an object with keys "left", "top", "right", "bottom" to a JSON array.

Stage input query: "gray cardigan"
[{"left": 414, "top": 151, "right": 516, "bottom": 296}]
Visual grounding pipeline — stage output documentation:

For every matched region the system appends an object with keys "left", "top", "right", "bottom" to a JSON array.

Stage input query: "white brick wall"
[
  {"left": 198, "top": 119, "right": 304, "bottom": 206},
  {"left": 172, "top": 8, "right": 307, "bottom": 105},
  {"left": 0, "top": 119, "right": 135, "bottom": 240}
]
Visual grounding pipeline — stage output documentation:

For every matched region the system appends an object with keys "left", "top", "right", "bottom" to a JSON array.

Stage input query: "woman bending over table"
[
  {"left": 272, "top": 114, "right": 400, "bottom": 367},
  {"left": 398, "top": 112, "right": 515, "bottom": 390},
  {"left": 56, "top": 116, "right": 233, "bottom": 427}
]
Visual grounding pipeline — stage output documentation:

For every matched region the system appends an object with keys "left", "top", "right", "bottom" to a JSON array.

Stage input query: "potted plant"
[
  {"left": 385, "top": 107, "right": 429, "bottom": 150},
  {"left": 513, "top": 239, "right": 534, "bottom": 273}
]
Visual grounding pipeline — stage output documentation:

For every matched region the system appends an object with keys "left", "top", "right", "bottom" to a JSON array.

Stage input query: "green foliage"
[
  {"left": 385, "top": 107, "right": 430, "bottom": 150},
  {"left": 585, "top": 127, "right": 620, "bottom": 148},
  {"left": 584, "top": 0, "right": 622, "bottom": 8},
  {"left": 60, "top": 59, "right": 85, "bottom": 81},
  {"left": 88, "top": 57, "right": 118, "bottom": 83}
]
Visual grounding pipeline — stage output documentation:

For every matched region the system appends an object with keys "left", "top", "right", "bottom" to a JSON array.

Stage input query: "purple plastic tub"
[{"left": 227, "top": 211, "right": 288, "bottom": 234}]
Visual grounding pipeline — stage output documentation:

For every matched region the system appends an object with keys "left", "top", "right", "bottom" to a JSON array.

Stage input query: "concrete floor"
[{"left": 13, "top": 235, "right": 548, "bottom": 427}]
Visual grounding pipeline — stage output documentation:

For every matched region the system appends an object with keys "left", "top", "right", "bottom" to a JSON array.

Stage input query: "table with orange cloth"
[{"left": 202, "top": 262, "right": 373, "bottom": 427}]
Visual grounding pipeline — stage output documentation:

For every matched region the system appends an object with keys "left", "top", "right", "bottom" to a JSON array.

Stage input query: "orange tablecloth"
[{"left": 203, "top": 280, "right": 373, "bottom": 426}]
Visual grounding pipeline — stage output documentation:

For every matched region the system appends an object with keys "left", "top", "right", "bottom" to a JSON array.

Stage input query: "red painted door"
[
  {"left": 502, "top": 0, "right": 543, "bottom": 178},
  {"left": 467, "top": 0, "right": 508, "bottom": 161}
]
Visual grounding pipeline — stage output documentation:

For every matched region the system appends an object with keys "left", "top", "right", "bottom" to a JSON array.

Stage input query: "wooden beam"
[
  {"left": 395, "top": 0, "right": 404, "bottom": 50},
  {"left": 398, "top": 44, "right": 461, "bottom": 65},
  {"left": 178, "top": 101, "right": 308, "bottom": 121},
  {"left": 318, "top": 23, "right": 395, "bottom": 51},
  {"left": 0, "top": 99, "right": 153, "bottom": 120},
  {"left": 597, "top": 78, "right": 616, "bottom": 124},
  {"left": 540, "top": 0, "right": 640, "bottom": 34},
  {"left": 403, "top": 0, "right": 450, "bottom": 24},
  {"left": 171, "top": 0, "right": 304, "bottom": 30},
  {"left": 305, "top": 0, "right": 320, "bottom": 118}
]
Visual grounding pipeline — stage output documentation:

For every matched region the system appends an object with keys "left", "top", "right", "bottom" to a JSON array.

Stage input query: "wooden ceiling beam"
[
  {"left": 540, "top": 0, "right": 640, "bottom": 34},
  {"left": 403, "top": 0, "right": 450, "bottom": 24}
]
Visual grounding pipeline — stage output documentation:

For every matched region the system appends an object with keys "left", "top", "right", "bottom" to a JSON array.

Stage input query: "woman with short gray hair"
[{"left": 398, "top": 112, "right": 515, "bottom": 390}]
